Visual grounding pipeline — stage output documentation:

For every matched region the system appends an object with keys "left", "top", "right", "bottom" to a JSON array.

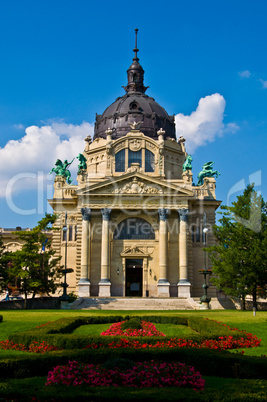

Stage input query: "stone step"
[{"left": 70, "top": 297, "right": 197, "bottom": 310}]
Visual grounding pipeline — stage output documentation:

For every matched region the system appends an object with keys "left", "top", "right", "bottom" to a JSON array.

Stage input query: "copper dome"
[{"left": 93, "top": 30, "right": 176, "bottom": 141}]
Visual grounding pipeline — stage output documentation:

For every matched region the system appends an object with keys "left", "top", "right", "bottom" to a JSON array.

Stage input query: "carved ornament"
[
  {"left": 113, "top": 178, "right": 163, "bottom": 194},
  {"left": 129, "top": 139, "right": 142, "bottom": 151}
]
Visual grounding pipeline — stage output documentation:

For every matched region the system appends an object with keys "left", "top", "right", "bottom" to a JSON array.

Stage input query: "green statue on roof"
[
  {"left": 197, "top": 161, "right": 220, "bottom": 186},
  {"left": 183, "top": 155, "right": 193, "bottom": 172},
  {"left": 49, "top": 158, "right": 74, "bottom": 184},
  {"left": 76, "top": 153, "right": 87, "bottom": 173}
]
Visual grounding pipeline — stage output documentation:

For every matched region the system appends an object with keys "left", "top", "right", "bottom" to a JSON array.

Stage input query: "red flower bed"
[
  {"left": 46, "top": 359, "right": 205, "bottom": 391},
  {"left": 0, "top": 340, "right": 61, "bottom": 353},
  {"left": 83, "top": 319, "right": 261, "bottom": 351},
  {"left": 100, "top": 320, "right": 165, "bottom": 337}
]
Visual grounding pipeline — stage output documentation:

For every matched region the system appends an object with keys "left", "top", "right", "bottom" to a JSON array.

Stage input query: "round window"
[{"left": 129, "top": 101, "right": 139, "bottom": 111}]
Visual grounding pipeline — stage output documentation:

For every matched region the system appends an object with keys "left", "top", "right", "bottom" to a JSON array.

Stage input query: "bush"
[
  {"left": 8, "top": 315, "right": 252, "bottom": 349},
  {"left": 121, "top": 317, "right": 142, "bottom": 330},
  {"left": 0, "top": 347, "right": 266, "bottom": 380}
]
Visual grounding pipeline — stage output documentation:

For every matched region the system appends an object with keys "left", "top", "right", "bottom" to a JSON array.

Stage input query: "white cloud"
[
  {"left": 0, "top": 121, "right": 94, "bottom": 198},
  {"left": 175, "top": 93, "right": 239, "bottom": 153},
  {"left": 259, "top": 79, "right": 267, "bottom": 89},
  {"left": 238, "top": 70, "right": 251, "bottom": 78}
]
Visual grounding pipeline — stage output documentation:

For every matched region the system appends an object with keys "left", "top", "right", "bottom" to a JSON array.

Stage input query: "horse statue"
[
  {"left": 197, "top": 161, "right": 220, "bottom": 186},
  {"left": 183, "top": 155, "right": 193, "bottom": 172},
  {"left": 49, "top": 158, "right": 74, "bottom": 184},
  {"left": 76, "top": 153, "right": 87, "bottom": 173}
]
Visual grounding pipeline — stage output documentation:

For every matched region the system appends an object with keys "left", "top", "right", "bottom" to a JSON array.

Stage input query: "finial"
[{"left": 133, "top": 28, "right": 139, "bottom": 62}]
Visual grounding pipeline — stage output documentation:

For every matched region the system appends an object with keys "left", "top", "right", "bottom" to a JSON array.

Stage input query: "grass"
[
  {"left": 0, "top": 309, "right": 266, "bottom": 400},
  {"left": 71, "top": 322, "right": 196, "bottom": 337},
  {"left": 1, "top": 309, "right": 266, "bottom": 355}
]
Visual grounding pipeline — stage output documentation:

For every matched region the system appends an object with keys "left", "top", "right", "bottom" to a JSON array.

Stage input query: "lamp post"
[
  {"left": 199, "top": 213, "right": 212, "bottom": 309},
  {"left": 59, "top": 212, "right": 73, "bottom": 307}
]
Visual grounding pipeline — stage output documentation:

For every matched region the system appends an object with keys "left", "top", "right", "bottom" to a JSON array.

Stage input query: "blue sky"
[{"left": 0, "top": 0, "right": 266, "bottom": 228}]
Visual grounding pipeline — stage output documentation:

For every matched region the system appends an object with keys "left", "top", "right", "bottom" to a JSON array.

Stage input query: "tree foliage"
[
  {"left": 207, "top": 184, "right": 267, "bottom": 310},
  {"left": 0, "top": 235, "right": 14, "bottom": 291},
  {"left": 9, "top": 214, "right": 62, "bottom": 306}
]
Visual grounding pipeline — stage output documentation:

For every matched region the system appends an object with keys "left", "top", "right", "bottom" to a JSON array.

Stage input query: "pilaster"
[
  {"left": 99, "top": 208, "right": 111, "bottom": 297},
  {"left": 78, "top": 207, "right": 91, "bottom": 297},
  {"left": 177, "top": 208, "right": 191, "bottom": 297},
  {"left": 157, "top": 208, "right": 170, "bottom": 297}
]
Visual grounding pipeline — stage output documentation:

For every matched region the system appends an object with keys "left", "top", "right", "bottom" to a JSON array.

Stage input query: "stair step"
[{"left": 70, "top": 297, "right": 197, "bottom": 310}]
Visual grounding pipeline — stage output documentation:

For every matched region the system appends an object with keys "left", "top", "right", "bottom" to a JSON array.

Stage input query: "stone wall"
[{"left": 0, "top": 297, "right": 60, "bottom": 310}]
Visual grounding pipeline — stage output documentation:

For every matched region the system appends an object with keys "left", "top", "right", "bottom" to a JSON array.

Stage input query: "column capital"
[
  {"left": 158, "top": 208, "right": 169, "bottom": 221},
  {"left": 81, "top": 207, "right": 91, "bottom": 221},
  {"left": 101, "top": 208, "right": 112, "bottom": 221},
  {"left": 178, "top": 208, "right": 189, "bottom": 222}
]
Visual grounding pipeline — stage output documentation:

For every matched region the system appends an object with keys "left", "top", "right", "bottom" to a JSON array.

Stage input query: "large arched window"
[
  {"left": 114, "top": 218, "right": 155, "bottom": 240},
  {"left": 115, "top": 149, "right": 125, "bottom": 172},
  {"left": 128, "top": 150, "right": 142, "bottom": 167},
  {"left": 145, "top": 149, "right": 155, "bottom": 172}
]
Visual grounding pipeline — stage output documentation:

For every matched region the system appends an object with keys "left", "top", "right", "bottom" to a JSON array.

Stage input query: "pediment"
[{"left": 77, "top": 172, "right": 194, "bottom": 197}]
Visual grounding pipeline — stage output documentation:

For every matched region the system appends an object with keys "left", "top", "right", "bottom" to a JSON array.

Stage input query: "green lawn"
[
  {"left": 1, "top": 309, "right": 266, "bottom": 355},
  {"left": 0, "top": 309, "right": 266, "bottom": 401}
]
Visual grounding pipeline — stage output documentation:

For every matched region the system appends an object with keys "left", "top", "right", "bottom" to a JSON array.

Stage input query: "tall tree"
[
  {"left": 207, "top": 184, "right": 267, "bottom": 310},
  {"left": 0, "top": 235, "right": 14, "bottom": 293},
  {"left": 10, "top": 214, "right": 62, "bottom": 308}
]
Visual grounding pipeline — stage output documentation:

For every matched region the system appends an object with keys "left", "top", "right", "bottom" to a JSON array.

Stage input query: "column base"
[
  {"left": 199, "top": 302, "right": 210, "bottom": 310},
  {"left": 78, "top": 280, "right": 91, "bottom": 298},
  {"left": 157, "top": 281, "right": 170, "bottom": 298},
  {"left": 178, "top": 281, "right": 191, "bottom": 298},
  {"left": 98, "top": 281, "right": 111, "bottom": 297}
]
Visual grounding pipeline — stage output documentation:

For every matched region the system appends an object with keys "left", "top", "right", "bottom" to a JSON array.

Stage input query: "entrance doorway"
[{"left": 125, "top": 259, "right": 143, "bottom": 297}]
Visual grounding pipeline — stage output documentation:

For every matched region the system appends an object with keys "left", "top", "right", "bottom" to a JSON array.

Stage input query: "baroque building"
[{"left": 48, "top": 31, "right": 221, "bottom": 300}]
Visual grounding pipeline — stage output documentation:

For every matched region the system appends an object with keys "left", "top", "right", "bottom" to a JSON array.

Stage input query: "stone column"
[
  {"left": 78, "top": 208, "right": 91, "bottom": 297},
  {"left": 177, "top": 208, "right": 191, "bottom": 297},
  {"left": 157, "top": 208, "right": 170, "bottom": 297},
  {"left": 99, "top": 208, "right": 111, "bottom": 297}
]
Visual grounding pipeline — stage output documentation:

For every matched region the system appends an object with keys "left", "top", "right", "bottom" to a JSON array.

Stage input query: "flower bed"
[
  {"left": 83, "top": 333, "right": 260, "bottom": 351},
  {"left": 0, "top": 340, "right": 61, "bottom": 353},
  {"left": 46, "top": 359, "right": 205, "bottom": 391},
  {"left": 100, "top": 320, "right": 165, "bottom": 337}
]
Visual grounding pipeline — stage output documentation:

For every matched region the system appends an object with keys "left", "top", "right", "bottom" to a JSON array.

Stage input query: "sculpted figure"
[
  {"left": 49, "top": 158, "right": 74, "bottom": 184},
  {"left": 183, "top": 155, "right": 193, "bottom": 172},
  {"left": 197, "top": 161, "right": 220, "bottom": 186},
  {"left": 77, "top": 153, "right": 87, "bottom": 173}
]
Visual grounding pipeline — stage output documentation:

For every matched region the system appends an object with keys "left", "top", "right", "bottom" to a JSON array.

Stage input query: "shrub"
[
  {"left": 0, "top": 348, "right": 266, "bottom": 380},
  {"left": 121, "top": 317, "right": 142, "bottom": 330}
]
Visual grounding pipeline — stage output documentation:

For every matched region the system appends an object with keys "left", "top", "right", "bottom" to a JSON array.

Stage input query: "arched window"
[
  {"left": 128, "top": 150, "right": 142, "bottom": 167},
  {"left": 115, "top": 149, "right": 125, "bottom": 172},
  {"left": 145, "top": 149, "right": 155, "bottom": 172},
  {"left": 114, "top": 218, "right": 155, "bottom": 240}
]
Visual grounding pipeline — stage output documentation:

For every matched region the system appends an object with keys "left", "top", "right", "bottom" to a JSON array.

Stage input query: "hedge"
[
  {"left": 5, "top": 314, "right": 266, "bottom": 381},
  {"left": 9, "top": 315, "right": 243, "bottom": 349},
  {"left": 0, "top": 347, "right": 266, "bottom": 380}
]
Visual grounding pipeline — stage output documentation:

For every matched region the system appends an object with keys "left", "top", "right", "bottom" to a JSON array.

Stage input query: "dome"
[
  {"left": 93, "top": 30, "right": 176, "bottom": 141},
  {"left": 94, "top": 93, "right": 176, "bottom": 140}
]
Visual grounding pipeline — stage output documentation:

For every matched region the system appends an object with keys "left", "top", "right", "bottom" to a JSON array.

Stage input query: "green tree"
[
  {"left": 0, "top": 234, "right": 14, "bottom": 294},
  {"left": 10, "top": 214, "right": 62, "bottom": 308},
  {"left": 207, "top": 184, "right": 267, "bottom": 310}
]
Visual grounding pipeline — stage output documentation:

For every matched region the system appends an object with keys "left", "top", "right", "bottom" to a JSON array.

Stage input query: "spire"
[
  {"left": 122, "top": 28, "right": 149, "bottom": 94},
  {"left": 133, "top": 28, "right": 139, "bottom": 62}
]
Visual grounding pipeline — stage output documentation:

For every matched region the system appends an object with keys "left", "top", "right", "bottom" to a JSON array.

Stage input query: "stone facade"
[
  {"left": 48, "top": 128, "right": 221, "bottom": 299},
  {"left": 47, "top": 31, "right": 221, "bottom": 300}
]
